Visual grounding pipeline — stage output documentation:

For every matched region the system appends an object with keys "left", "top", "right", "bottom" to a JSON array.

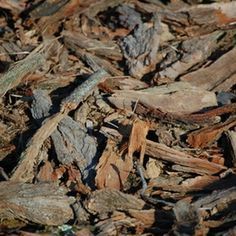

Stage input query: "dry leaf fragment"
[
  {"left": 95, "top": 139, "right": 133, "bottom": 190},
  {"left": 128, "top": 119, "right": 149, "bottom": 165}
]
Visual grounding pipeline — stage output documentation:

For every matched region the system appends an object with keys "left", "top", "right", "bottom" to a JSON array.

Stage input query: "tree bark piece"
[
  {"left": 119, "top": 13, "right": 161, "bottom": 79},
  {"left": 128, "top": 119, "right": 149, "bottom": 165},
  {"left": 62, "top": 30, "right": 122, "bottom": 61},
  {"left": 86, "top": 189, "right": 145, "bottom": 215},
  {"left": 30, "top": 0, "right": 70, "bottom": 18},
  {"left": 162, "top": 2, "right": 236, "bottom": 36},
  {"left": 108, "top": 82, "right": 217, "bottom": 115},
  {"left": 148, "top": 175, "right": 219, "bottom": 193},
  {"left": 95, "top": 139, "right": 133, "bottom": 190},
  {"left": 225, "top": 131, "right": 236, "bottom": 167},
  {"left": 0, "top": 182, "right": 74, "bottom": 225},
  {"left": 51, "top": 116, "right": 97, "bottom": 183},
  {"left": 64, "top": 39, "right": 123, "bottom": 76}
]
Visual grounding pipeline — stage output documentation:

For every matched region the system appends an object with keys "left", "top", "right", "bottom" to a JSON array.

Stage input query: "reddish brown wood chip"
[
  {"left": 187, "top": 116, "right": 236, "bottom": 148},
  {"left": 146, "top": 140, "right": 226, "bottom": 175},
  {"left": 128, "top": 119, "right": 150, "bottom": 165},
  {"left": 95, "top": 139, "right": 133, "bottom": 190}
]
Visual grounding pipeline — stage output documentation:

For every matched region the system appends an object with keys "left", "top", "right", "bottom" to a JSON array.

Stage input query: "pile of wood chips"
[{"left": 0, "top": 0, "right": 236, "bottom": 235}]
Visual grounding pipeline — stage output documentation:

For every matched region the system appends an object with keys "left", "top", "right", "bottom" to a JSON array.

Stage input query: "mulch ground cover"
[{"left": 0, "top": 0, "right": 236, "bottom": 235}]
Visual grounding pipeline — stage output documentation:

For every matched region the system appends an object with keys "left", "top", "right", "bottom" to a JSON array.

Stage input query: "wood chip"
[
  {"left": 119, "top": 13, "right": 161, "bottom": 79},
  {"left": 128, "top": 119, "right": 149, "bottom": 165},
  {"left": 181, "top": 47, "right": 236, "bottom": 91},
  {"left": 95, "top": 139, "right": 133, "bottom": 190},
  {"left": 146, "top": 140, "right": 226, "bottom": 175},
  {"left": 109, "top": 82, "right": 217, "bottom": 115},
  {"left": 187, "top": 116, "right": 236, "bottom": 148},
  {"left": 225, "top": 130, "right": 236, "bottom": 167},
  {"left": 86, "top": 188, "right": 145, "bottom": 215}
]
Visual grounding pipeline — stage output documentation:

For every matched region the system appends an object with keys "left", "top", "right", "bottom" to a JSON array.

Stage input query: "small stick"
[
  {"left": 137, "top": 164, "right": 147, "bottom": 195},
  {"left": 61, "top": 69, "right": 108, "bottom": 112},
  {"left": 137, "top": 164, "right": 175, "bottom": 207}
]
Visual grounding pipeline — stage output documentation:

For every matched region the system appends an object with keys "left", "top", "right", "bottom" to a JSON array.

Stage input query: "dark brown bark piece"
[
  {"left": 173, "top": 186, "right": 236, "bottom": 234},
  {"left": 64, "top": 41, "right": 122, "bottom": 76},
  {"left": 34, "top": 0, "right": 80, "bottom": 37},
  {"left": 0, "top": 182, "right": 74, "bottom": 225},
  {"left": 81, "top": 0, "right": 126, "bottom": 18},
  {"left": 162, "top": 2, "right": 236, "bottom": 36},
  {"left": 194, "top": 186, "right": 236, "bottom": 210},
  {"left": 136, "top": 102, "right": 236, "bottom": 125},
  {"left": 148, "top": 175, "right": 219, "bottom": 193},
  {"left": 0, "top": 144, "right": 15, "bottom": 162},
  {"left": 30, "top": 0, "right": 69, "bottom": 18}
]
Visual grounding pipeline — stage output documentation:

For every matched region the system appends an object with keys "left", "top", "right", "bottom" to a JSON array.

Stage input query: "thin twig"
[{"left": 137, "top": 164, "right": 175, "bottom": 207}]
